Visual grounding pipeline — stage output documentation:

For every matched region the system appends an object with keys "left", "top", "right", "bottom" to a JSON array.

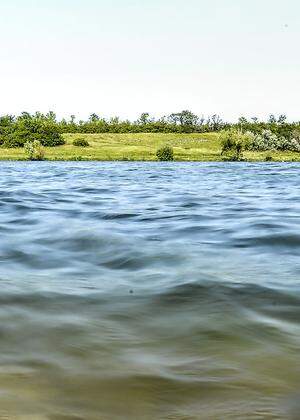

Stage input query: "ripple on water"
[{"left": 0, "top": 162, "right": 299, "bottom": 418}]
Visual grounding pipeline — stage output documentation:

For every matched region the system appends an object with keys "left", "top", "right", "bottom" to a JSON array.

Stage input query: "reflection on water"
[{"left": 0, "top": 162, "right": 299, "bottom": 419}]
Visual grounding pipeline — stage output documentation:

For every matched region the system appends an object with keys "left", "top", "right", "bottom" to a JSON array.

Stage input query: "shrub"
[
  {"left": 246, "top": 130, "right": 300, "bottom": 152},
  {"left": 2, "top": 135, "right": 25, "bottom": 148},
  {"left": 36, "top": 120, "right": 65, "bottom": 146},
  {"left": 156, "top": 145, "right": 174, "bottom": 161},
  {"left": 1, "top": 116, "right": 65, "bottom": 148},
  {"left": 73, "top": 138, "right": 89, "bottom": 147},
  {"left": 247, "top": 130, "right": 280, "bottom": 151},
  {"left": 265, "top": 155, "right": 273, "bottom": 161},
  {"left": 221, "top": 136, "right": 235, "bottom": 154},
  {"left": 220, "top": 130, "right": 249, "bottom": 161},
  {"left": 24, "top": 140, "right": 45, "bottom": 160}
]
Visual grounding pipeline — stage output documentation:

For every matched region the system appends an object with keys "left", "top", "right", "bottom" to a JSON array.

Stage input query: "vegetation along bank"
[{"left": 1, "top": 111, "right": 300, "bottom": 161}]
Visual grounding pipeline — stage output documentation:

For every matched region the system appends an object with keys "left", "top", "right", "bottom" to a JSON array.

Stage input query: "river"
[{"left": 0, "top": 162, "right": 299, "bottom": 419}]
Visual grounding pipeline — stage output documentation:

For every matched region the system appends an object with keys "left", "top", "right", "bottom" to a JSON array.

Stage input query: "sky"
[{"left": 0, "top": 0, "right": 300, "bottom": 122}]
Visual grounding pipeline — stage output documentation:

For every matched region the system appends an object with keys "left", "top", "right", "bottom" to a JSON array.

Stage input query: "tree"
[
  {"left": 168, "top": 110, "right": 198, "bottom": 127},
  {"left": 238, "top": 117, "right": 248, "bottom": 125},
  {"left": 46, "top": 111, "right": 57, "bottom": 121},
  {"left": 138, "top": 113, "right": 150, "bottom": 125},
  {"left": 89, "top": 113, "right": 100, "bottom": 122},
  {"left": 19, "top": 112, "right": 31, "bottom": 120},
  {"left": 210, "top": 114, "right": 223, "bottom": 131},
  {"left": 1, "top": 112, "right": 65, "bottom": 147},
  {"left": 278, "top": 114, "right": 287, "bottom": 124}
]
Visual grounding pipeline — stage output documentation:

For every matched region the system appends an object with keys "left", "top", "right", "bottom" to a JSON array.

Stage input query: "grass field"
[{"left": 1, "top": 132, "right": 300, "bottom": 161}]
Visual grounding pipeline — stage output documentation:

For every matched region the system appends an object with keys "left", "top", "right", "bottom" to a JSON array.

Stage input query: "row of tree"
[
  {"left": 58, "top": 111, "right": 226, "bottom": 133},
  {"left": 0, "top": 111, "right": 300, "bottom": 147}
]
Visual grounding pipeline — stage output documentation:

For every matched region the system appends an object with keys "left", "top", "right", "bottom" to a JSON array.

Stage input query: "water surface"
[{"left": 0, "top": 162, "right": 299, "bottom": 419}]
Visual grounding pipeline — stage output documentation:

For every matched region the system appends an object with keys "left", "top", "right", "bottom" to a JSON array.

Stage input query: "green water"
[{"left": 0, "top": 162, "right": 299, "bottom": 419}]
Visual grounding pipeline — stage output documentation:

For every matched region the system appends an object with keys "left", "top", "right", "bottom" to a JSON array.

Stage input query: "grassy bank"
[{"left": 1, "top": 132, "right": 300, "bottom": 161}]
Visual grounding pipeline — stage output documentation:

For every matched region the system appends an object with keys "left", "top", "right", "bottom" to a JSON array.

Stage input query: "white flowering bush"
[
  {"left": 24, "top": 140, "right": 45, "bottom": 160},
  {"left": 246, "top": 130, "right": 300, "bottom": 152}
]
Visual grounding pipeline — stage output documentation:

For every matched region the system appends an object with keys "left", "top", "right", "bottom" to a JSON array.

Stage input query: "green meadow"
[{"left": 1, "top": 132, "right": 300, "bottom": 161}]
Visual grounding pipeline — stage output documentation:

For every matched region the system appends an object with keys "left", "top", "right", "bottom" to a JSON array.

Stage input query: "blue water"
[{"left": 0, "top": 162, "right": 299, "bottom": 419}]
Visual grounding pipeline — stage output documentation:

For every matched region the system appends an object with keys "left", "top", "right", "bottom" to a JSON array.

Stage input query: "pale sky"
[{"left": 0, "top": 0, "right": 299, "bottom": 122}]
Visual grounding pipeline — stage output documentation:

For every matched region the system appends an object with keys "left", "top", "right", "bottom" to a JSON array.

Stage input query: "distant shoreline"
[{"left": 1, "top": 133, "right": 300, "bottom": 162}]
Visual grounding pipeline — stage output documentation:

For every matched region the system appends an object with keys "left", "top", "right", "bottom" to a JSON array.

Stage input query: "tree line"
[
  {"left": 0, "top": 110, "right": 300, "bottom": 148},
  {"left": 57, "top": 111, "right": 226, "bottom": 134}
]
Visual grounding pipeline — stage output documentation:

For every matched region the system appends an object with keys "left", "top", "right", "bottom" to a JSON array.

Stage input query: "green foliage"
[
  {"left": 2, "top": 135, "right": 24, "bottom": 148},
  {"left": 220, "top": 130, "right": 250, "bottom": 161},
  {"left": 73, "top": 138, "right": 89, "bottom": 147},
  {"left": 246, "top": 130, "right": 300, "bottom": 152},
  {"left": 221, "top": 134, "right": 235, "bottom": 154},
  {"left": 54, "top": 110, "right": 226, "bottom": 134},
  {"left": 2, "top": 132, "right": 300, "bottom": 161},
  {"left": 0, "top": 112, "right": 65, "bottom": 148},
  {"left": 2, "top": 111, "right": 300, "bottom": 156},
  {"left": 2, "top": 111, "right": 300, "bottom": 139},
  {"left": 0, "top": 115, "right": 15, "bottom": 146},
  {"left": 236, "top": 115, "right": 300, "bottom": 139},
  {"left": 24, "top": 140, "right": 45, "bottom": 160},
  {"left": 156, "top": 145, "right": 174, "bottom": 161}
]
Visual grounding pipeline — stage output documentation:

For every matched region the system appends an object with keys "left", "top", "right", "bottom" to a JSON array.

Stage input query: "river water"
[{"left": 0, "top": 162, "right": 299, "bottom": 419}]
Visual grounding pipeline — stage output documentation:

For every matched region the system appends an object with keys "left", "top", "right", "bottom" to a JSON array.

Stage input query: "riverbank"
[{"left": 1, "top": 132, "right": 300, "bottom": 161}]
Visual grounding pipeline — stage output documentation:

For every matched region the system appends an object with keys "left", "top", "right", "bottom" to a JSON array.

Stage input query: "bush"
[
  {"left": 37, "top": 120, "right": 65, "bottom": 146},
  {"left": 24, "top": 140, "right": 45, "bottom": 160},
  {"left": 156, "top": 145, "right": 174, "bottom": 161},
  {"left": 220, "top": 130, "right": 249, "bottom": 161},
  {"left": 246, "top": 130, "right": 300, "bottom": 152},
  {"left": 2, "top": 135, "right": 25, "bottom": 148},
  {"left": 73, "top": 138, "right": 89, "bottom": 147},
  {"left": 1, "top": 115, "right": 65, "bottom": 148}
]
